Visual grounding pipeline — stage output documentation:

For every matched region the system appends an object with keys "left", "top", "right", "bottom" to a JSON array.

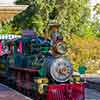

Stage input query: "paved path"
[
  {"left": 86, "top": 77, "right": 100, "bottom": 83},
  {"left": 84, "top": 78, "right": 100, "bottom": 100},
  {"left": 85, "top": 88, "right": 100, "bottom": 100},
  {"left": 1, "top": 83, "right": 100, "bottom": 100},
  {"left": 0, "top": 83, "right": 32, "bottom": 100}
]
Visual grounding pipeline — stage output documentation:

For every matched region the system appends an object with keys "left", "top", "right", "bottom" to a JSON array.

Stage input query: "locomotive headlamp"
[
  {"left": 54, "top": 42, "right": 67, "bottom": 54},
  {"left": 49, "top": 57, "right": 73, "bottom": 82}
]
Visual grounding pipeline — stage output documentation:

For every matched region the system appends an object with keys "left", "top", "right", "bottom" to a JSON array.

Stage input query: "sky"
[
  {"left": 90, "top": 0, "right": 100, "bottom": 6},
  {"left": 0, "top": 0, "right": 99, "bottom": 5},
  {"left": 0, "top": 0, "right": 15, "bottom": 4}
]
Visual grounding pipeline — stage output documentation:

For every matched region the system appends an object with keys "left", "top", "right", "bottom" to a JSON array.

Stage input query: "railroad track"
[{"left": 0, "top": 83, "right": 32, "bottom": 100}]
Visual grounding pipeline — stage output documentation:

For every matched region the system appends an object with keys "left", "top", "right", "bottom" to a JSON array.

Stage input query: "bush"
[{"left": 65, "top": 35, "right": 100, "bottom": 74}]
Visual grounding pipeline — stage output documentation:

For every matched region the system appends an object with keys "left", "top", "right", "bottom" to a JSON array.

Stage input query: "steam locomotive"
[{"left": 0, "top": 23, "right": 85, "bottom": 100}]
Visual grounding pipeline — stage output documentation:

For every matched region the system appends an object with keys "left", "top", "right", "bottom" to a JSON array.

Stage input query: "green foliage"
[
  {"left": 93, "top": 3, "right": 100, "bottom": 15},
  {"left": 57, "top": 0, "right": 90, "bottom": 34},
  {"left": 14, "top": 0, "right": 90, "bottom": 36},
  {"left": 15, "top": 0, "right": 31, "bottom": 5},
  {"left": 14, "top": 0, "right": 57, "bottom": 34},
  {"left": 0, "top": 22, "right": 12, "bottom": 34},
  {"left": 1, "top": 0, "right": 100, "bottom": 38}
]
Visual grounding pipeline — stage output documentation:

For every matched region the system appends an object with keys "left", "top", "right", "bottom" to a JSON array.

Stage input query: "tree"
[
  {"left": 13, "top": 0, "right": 90, "bottom": 35},
  {"left": 58, "top": 0, "right": 90, "bottom": 35},
  {"left": 14, "top": 0, "right": 56, "bottom": 34}
]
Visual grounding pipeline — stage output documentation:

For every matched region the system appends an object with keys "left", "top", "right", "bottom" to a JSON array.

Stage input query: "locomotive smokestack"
[{"left": 48, "top": 22, "right": 63, "bottom": 44}]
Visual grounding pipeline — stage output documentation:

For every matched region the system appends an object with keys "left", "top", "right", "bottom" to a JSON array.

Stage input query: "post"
[
  {"left": 0, "top": 40, "right": 2, "bottom": 56},
  {"left": 19, "top": 41, "right": 22, "bottom": 54}
]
